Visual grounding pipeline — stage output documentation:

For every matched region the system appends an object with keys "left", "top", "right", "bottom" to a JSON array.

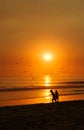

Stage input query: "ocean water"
[{"left": 0, "top": 75, "right": 84, "bottom": 107}]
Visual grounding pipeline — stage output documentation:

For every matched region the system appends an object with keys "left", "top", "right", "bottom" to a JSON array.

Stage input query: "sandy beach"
[{"left": 0, "top": 100, "right": 84, "bottom": 130}]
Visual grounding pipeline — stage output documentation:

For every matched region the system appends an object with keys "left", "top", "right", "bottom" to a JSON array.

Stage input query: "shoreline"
[
  {"left": 0, "top": 100, "right": 84, "bottom": 130},
  {"left": 0, "top": 99, "right": 84, "bottom": 108},
  {"left": 0, "top": 93, "right": 84, "bottom": 107}
]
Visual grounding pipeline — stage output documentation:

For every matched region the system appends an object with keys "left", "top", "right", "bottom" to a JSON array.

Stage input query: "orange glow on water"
[
  {"left": 44, "top": 75, "right": 51, "bottom": 86},
  {"left": 44, "top": 89, "right": 50, "bottom": 99}
]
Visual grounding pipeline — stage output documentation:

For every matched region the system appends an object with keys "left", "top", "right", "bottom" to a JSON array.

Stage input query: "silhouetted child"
[
  {"left": 55, "top": 90, "right": 59, "bottom": 102},
  {"left": 50, "top": 90, "right": 56, "bottom": 103}
]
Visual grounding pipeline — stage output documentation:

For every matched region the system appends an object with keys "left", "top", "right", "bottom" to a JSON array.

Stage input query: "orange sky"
[{"left": 0, "top": 0, "right": 84, "bottom": 79}]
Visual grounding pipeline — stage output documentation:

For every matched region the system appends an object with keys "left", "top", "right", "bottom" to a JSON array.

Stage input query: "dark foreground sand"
[{"left": 0, "top": 100, "right": 84, "bottom": 130}]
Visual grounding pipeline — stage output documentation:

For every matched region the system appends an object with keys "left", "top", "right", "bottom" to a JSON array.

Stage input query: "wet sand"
[{"left": 0, "top": 100, "right": 84, "bottom": 130}]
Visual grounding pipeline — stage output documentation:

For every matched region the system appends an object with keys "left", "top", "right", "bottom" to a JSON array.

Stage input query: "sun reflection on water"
[
  {"left": 44, "top": 75, "right": 51, "bottom": 86},
  {"left": 44, "top": 89, "right": 51, "bottom": 99}
]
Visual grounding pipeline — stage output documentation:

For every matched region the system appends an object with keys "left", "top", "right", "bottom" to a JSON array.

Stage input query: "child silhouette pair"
[{"left": 50, "top": 89, "right": 59, "bottom": 103}]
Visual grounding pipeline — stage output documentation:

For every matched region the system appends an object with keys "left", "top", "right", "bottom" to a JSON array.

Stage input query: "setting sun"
[{"left": 44, "top": 53, "right": 52, "bottom": 61}]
